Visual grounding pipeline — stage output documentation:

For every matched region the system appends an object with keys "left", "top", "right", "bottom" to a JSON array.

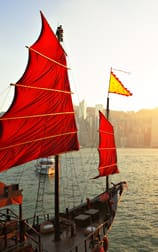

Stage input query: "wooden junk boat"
[{"left": 0, "top": 11, "right": 130, "bottom": 252}]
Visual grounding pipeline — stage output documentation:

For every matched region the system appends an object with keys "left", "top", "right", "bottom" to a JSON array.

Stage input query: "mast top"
[{"left": 56, "top": 25, "right": 64, "bottom": 42}]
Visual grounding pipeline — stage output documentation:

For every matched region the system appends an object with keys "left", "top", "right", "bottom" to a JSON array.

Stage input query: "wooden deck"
[
  {"left": 34, "top": 213, "right": 109, "bottom": 252},
  {"left": 0, "top": 182, "right": 127, "bottom": 252}
]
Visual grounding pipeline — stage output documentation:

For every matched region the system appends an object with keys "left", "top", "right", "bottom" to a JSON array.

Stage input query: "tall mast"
[
  {"left": 54, "top": 155, "right": 60, "bottom": 241},
  {"left": 54, "top": 25, "right": 64, "bottom": 241}
]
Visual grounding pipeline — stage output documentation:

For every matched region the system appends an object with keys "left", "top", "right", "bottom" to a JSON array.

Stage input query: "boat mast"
[
  {"left": 105, "top": 68, "right": 112, "bottom": 192},
  {"left": 54, "top": 155, "right": 60, "bottom": 241},
  {"left": 54, "top": 25, "right": 64, "bottom": 241},
  {"left": 106, "top": 95, "right": 109, "bottom": 192}
]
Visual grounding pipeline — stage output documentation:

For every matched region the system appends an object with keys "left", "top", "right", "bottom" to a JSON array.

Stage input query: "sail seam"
[
  {"left": 10, "top": 83, "right": 72, "bottom": 94},
  {"left": 0, "top": 112, "right": 75, "bottom": 120},
  {"left": 26, "top": 46, "right": 70, "bottom": 69},
  {"left": 0, "top": 131, "right": 78, "bottom": 150}
]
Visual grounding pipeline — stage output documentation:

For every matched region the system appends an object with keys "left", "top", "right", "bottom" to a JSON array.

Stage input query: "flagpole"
[
  {"left": 106, "top": 95, "right": 110, "bottom": 120},
  {"left": 105, "top": 68, "right": 112, "bottom": 192},
  {"left": 106, "top": 94, "right": 109, "bottom": 192},
  {"left": 106, "top": 67, "right": 112, "bottom": 120},
  {"left": 105, "top": 67, "right": 132, "bottom": 191}
]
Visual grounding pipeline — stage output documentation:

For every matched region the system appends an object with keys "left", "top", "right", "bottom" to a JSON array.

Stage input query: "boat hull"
[
  {"left": 31, "top": 181, "right": 127, "bottom": 252},
  {"left": 0, "top": 181, "right": 127, "bottom": 251}
]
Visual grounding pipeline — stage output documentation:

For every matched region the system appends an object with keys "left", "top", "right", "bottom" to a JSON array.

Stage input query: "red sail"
[
  {"left": 0, "top": 11, "right": 79, "bottom": 172},
  {"left": 98, "top": 111, "right": 119, "bottom": 177}
]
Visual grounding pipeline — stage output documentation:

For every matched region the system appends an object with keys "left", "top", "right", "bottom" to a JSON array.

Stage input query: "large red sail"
[
  {"left": 0, "top": 11, "right": 79, "bottom": 172},
  {"left": 98, "top": 111, "right": 119, "bottom": 177}
]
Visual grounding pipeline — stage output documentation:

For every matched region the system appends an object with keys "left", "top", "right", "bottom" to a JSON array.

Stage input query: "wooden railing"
[{"left": 24, "top": 220, "right": 42, "bottom": 252}]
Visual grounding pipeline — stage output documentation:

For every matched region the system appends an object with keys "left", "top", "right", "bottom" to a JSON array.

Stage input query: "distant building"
[
  {"left": 95, "top": 104, "right": 104, "bottom": 118},
  {"left": 150, "top": 118, "right": 158, "bottom": 147},
  {"left": 79, "top": 100, "right": 87, "bottom": 119}
]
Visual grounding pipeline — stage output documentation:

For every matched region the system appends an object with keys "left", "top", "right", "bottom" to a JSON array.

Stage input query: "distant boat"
[
  {"left": 35, "top": 156, "right": 55, "bottom": 175},
  {"left": 0, "top": 11, "right": 129, "bottom": 252}
]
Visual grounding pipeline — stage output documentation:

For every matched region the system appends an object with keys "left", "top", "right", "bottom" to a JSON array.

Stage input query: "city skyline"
[
  {"left": 74, "top": 99, "right": 158, "bottom": 112},
  {"left": 1, "top": 97, "right": 158, "bottom": 114},
  {"left": 75, "top": 103, "right": 158, "bottom": 148}
]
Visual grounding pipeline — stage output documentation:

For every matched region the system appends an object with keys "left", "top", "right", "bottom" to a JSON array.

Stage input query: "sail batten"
[
  {"left": 0, "top": 11, "right": 79, "bottom": 172},
  {"left": 99, "top": 131, "right": 114, "bottom": 136},
  {"left": 0, "top": 112, "right": 75, "bottom": 120},
  {"left": 27, "top": 46, "right": 70, "bottom": 69},
  {"left": 10, "top": 83, "right": 72, "bottom": 94},
  {"left": 99, "top": 147, "right": 116, "bottom": 150},
  {"left": 100, "top": 163, "right": 117, "bottom": 168},
  {"left": 0, "top": 131, "right": 78, "bottom": 150}
]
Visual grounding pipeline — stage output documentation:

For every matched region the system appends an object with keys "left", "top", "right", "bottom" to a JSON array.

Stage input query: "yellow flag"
[{"left": 109, "top": 71, "right": 132, "bottom": 96}]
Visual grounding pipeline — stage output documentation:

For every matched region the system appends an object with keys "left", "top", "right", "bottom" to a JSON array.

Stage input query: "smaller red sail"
[{"left": 97, "top": 111, "right": 119, "bottom": 177}]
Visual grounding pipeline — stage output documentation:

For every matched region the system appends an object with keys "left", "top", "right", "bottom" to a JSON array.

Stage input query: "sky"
[{"left": 0, "top": 0, "right": 158, "bottom": 112}]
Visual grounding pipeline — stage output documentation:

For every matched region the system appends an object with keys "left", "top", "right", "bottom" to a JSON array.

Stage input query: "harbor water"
[{"left": 0, "top": 148, "right": 158, "bottom": 252}]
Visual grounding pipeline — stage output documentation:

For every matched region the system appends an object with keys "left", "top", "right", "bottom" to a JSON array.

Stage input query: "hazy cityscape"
[
  {"left": 75, "top": 100, "right": 158, "bottom": 148},
  {"left": 1, "top": 100, "right": 158, "bottom": 148}
]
